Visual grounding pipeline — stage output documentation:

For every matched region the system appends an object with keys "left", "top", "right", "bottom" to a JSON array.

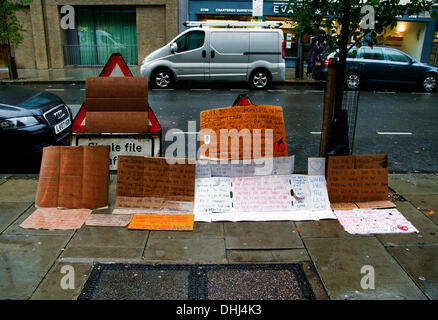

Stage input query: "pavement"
[
  {"left": 0, "top": 66, "right": 323, "bottom": 86},
  {"left": 0, "top": 172, "right": 437, "bottom": 300}
]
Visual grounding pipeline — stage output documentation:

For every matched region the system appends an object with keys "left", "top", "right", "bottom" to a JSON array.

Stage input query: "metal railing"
[{"left": 63, "top": 44, "right": 138, "bottom": 66}]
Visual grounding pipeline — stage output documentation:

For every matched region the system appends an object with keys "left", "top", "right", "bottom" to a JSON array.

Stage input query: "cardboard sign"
[
  {"left": 20, "top": 208, "right": 92, "bottom": 230},
  {"left": 200, "top": 105, "right": 288, "bottom": 160},
  {"left": 84, "top": 77, "right": 148, "bottom": 133},
  {"left": 35, "top": 146, "right": 109, "bottom": 209},
  {"left": 128, "top": 214, "right": 194, "bottom": 231},
  {"left": 85, "top": 112, "right": 149, "bottom": 133},
  {"left": 115, "top": 156, "right": 196, "bottom": 213},
  {"left": 85, "top": 214, "right": 132, "bottom": 227},
  {"left": 327, "top": 154, "right": 388, "bottom": 203}
]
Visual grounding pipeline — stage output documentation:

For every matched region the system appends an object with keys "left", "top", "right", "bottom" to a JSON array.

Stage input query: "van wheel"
[
  {"left": 422, "top": 74, "right": 437, "bottom": 92},
  {"left": 151, "top": 68, "right": 175, "bottom": 89},
  {"left": 249, "top": 69, "right": 271, "bottom": 90}
]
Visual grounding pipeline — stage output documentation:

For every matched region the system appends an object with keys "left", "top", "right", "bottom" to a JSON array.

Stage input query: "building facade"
[
  {"left": 11, "top": 0, "right": 178, "bottom": 69},
  {"left": 180, "top": 0, "right": 438, "bottom": 67}
]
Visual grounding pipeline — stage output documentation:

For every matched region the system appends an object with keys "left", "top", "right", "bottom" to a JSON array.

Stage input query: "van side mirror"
[{"left": 170, "top": 43, "right": 178, "bottom": 54}]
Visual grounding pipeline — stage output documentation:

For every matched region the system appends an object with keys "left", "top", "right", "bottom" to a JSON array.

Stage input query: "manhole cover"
[{"left": 79, "top": 264, "right": 315, "bottom": 300}]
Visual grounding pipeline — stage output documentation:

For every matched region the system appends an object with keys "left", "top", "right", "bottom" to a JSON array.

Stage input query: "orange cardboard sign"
[
  {"left": 35, "top": 146, "right": 109, "bottom": 209},
  {"left": 128, "top": 214, "right": 194, "bottom": 230},
  {"left": 199, "top": 105, "right": 288, "bottom": 160},
  {"left": 327, "top": 154, "right": 388, "bottom": 203},
  {"left": 84, "top": 77, "right": 148, "bottom": 133}
]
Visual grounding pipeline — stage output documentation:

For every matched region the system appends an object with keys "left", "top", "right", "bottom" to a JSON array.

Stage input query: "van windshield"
[{"left": 175, "top": 31, "right": 205, "bottom": 53}]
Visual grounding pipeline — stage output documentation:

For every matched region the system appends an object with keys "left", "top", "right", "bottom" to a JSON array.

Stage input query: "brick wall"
[{"left": 13, "top": 0, "right": 178, "bottom": 69}]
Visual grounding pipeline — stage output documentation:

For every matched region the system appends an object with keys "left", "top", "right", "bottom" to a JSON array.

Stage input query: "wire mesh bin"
[
  {"left": 321, "top": 89, "right": 360, "bottom": 156},
  {"left": 341, "top": 90, "right": 360, "bottom": 154}
]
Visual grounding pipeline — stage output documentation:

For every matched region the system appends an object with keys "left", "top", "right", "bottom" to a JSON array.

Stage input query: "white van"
[{"left": 139, "top": 26, "right": 286, "bottom": 89}]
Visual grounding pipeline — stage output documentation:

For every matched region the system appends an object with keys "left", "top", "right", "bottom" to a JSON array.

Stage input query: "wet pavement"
[{"left": 0, "top": 173, "right": 437, "bottom": 300}]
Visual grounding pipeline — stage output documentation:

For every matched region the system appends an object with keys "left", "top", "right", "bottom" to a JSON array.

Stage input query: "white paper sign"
[
  {"left": 252, "top": 0, "right": 263, "bottom": 16},
  {"left": 335, "top": 208, "right": 419, "bottom": 234},
  {"left": 308, "top": 157, "right": 326, "bottom": 176}
]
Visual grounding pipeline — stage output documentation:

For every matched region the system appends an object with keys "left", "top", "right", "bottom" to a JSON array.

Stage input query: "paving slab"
[
  {"left": 68, "top": 226, "right": 148, "bottom": 248},
  {"left": 0, "top": 234, "right": 70, "bottom": 299},
  {"left": 149, "top": 222, "right": 223, "bottom": 240},
  {"left": 387, "top": 246, "right": 438, "bottom": 300},
  {"left": 227, "top": 248, "right": 309, "bottom": 263},
  {"left": 304, "top": 237, "right": 427, "bottom": 300},
  {"left": 406, "top": 194, "right": 438, "bottom": 225},
  {"left": 376, "top": 202, "right": 438, "bottom": 246},
  {"left": 0, "top": 178, "right": 38, "bottom": 201},
  {"left": 224, "top": 222, "right": 304, "bottom": 249},
  {"left": 301, "top": 261, "right": 329, "bottom": 300},
  {"left": 3, "top": 206, "right": 76, "bottom": 237},
  {"left": 389, "top": 173, "right": 438, "bottom": 197},
  {"left": 143, "top": 238, "right": 227, "bottom": 263},
  {"left": 60, "top": 246, "right": 144, "bottom": 262},
  {"left": 0, "top": 201, "right": 32, "bottom": 233},
  {"left": 31, "top": 262, "right": 94, "bottom": 300},
  {"left": 295, "top": 219, "right": 359, "bottom": 239}
]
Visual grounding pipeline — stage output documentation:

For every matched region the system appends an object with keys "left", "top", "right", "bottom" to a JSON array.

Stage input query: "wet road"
[{"left": 10, "top": 82, "right": 438, "bottom": 173}]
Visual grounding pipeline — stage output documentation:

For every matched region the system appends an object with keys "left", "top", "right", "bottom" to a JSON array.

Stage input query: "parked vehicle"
[
  {"left": 313, "top": 46, "right": 438, "bottom": 92},
  {"left": 0, "top": 85, "right": 72, "bottom": 163},
  {"left": 140, "top": 26, "right": 286, "bottom": 90}
]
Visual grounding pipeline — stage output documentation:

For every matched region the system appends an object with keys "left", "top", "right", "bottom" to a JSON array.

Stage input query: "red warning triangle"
[{"left": 72, "top": 53, "right": 161, "bottom": 133}]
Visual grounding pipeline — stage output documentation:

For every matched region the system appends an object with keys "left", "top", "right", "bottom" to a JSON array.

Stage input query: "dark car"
[
  {"left": 0, "top": 85, "right": 72, "bottom": 167},
  {"left": 313, "top": 46, "right": 438, "bottom": 92}
]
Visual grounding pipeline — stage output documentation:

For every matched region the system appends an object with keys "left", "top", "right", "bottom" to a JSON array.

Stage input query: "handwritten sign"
[
  {"left": 327, "top": 155, "right": 388, "bottom": 203},
  {"left": 200, "top": 105, "right": 288, "bottom": 160},
  {"left": 115, "top": 156, "right": 196, "bottom": 213},
  {"left": 334, "top": 208, "right": 419, "bottom": 234},
  {"left": 20, "top": 208, "right": 91, "bottom": 230},
  {"left": 85, "top": 214, "right": 132, "bottom": 227},
  {"left": 128, "top": 214, "right": 194, "bottom": 231},
  {"left": 195, "top": 156, "right": 294, "bottom": 178},
  {"left": 194, "top": 177, "right": 233, "bottom": 221},
  {"left": 232, "top": 175, "right": 293, "bottom": 212},
  {"left": 35, "top": 146, "right": 109, "bottom": 209}
]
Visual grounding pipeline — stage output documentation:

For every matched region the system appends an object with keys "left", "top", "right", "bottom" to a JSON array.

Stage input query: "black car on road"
[
  {"left": 0, "top": 84, "right": 72, "bottom": 169},
  {"left": 313, "top": 46, "right": 438, "bottom": 92}
]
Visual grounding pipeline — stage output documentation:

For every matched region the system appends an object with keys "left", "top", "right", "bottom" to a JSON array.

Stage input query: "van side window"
[
  {"left": 362, "top": 48, "right": 384, "bottom": 60},
  {"left": 175, "top": 31, "right": 205, "bottom": 53}
]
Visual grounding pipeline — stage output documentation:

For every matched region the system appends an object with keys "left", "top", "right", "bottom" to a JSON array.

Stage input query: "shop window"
[
  {"left": 64, "top": 7, "right": 137, "bottom": 65},
  {"left": 386, "top": 49, "right": 411, "bottom": 63},
  {"left": 175, "top": 31, "right": 205, "bottom": 53}
]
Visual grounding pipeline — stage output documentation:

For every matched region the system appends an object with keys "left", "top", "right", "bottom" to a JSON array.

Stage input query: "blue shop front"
[{"left": 186, "top": 0, "right": 438, "bottom": 67}]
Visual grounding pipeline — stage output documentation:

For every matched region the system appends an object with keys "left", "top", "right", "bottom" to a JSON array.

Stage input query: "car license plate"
[{"left": 54, "top": 117, "right": 71, "bottom": 134}]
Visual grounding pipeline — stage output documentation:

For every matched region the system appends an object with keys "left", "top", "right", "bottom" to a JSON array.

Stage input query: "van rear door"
[
  {"left": 248, "top": 31, "right": 281, "bottom": 64},
  {"left": 208, "top": 31, "right": 249, "bottom": 81}
]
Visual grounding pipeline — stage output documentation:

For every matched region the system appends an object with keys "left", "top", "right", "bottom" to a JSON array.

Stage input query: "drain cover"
[{"left": 79, "top": 264, "right": 315, "bottom": 300}]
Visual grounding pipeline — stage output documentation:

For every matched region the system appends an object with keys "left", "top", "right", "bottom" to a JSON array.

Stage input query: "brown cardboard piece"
[
  {"left": 199, "top": 105, "right": 288, "bottom": 160},
  {"left": 35, "top": 146, "right": 109, "bottom": 209},
  {"left": 327, "top": 154, "right": 394, "bottom": 209},
  {"left": 84, "top": 77, "right": 148, "bottom": 133},
  {"left": 114, "top": 156, "right": 196, "bottom": 214}
]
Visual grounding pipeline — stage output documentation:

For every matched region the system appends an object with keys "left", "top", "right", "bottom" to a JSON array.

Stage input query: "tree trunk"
[{"left": 333, "top": 0, "right": 351, "bottom": 117}]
